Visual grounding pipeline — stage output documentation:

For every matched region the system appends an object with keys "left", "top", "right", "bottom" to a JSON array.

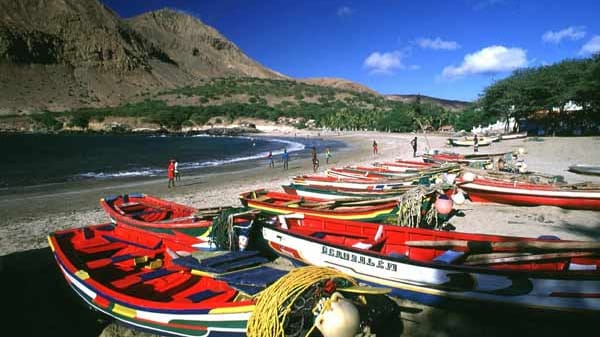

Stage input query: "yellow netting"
[{"left": 247, "top": 266, "right": 357, "bottom": 337}]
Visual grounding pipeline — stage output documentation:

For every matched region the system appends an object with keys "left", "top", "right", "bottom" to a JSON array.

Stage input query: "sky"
[{"left": 102, "top": 0, "right": 600, "bottom": 102}]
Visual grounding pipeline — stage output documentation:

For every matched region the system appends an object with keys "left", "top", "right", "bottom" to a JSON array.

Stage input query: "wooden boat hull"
[
  {"left": 448, "top": 139, "right": 493, "bottom": 147},
  {"left": 261, "top": 216, "right": 600, "bottom": 314},
  {"left": 458, "top": 178, "right": 600, "bottom": 210},
  {"left": 500, "top": 132, "right": 528, "bottom": 140},
  {"left": 240, "top": 189, "right": 399, "bottom": 222},
  {"left": 283, "top": 184, "right": 409, "bottom": 200},
  {"left": 100, "top": 194, "right": 219, "bottom": 249},
  {"left": 48, "top": 223, "right": 254, "bottom": 337},
  {"left": 293, "top": 175, "right": 414, "bottom": 191}
]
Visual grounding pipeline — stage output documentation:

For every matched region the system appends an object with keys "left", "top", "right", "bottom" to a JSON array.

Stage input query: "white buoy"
[
  {"left": 451, "top": 191, "right": 465, "bottom": 205},
  {"left": 462, "top": 172, "right": 476, "bottom": 182},
  {"left": 315, "top": 292, "right": 360, "bottom": 337}
]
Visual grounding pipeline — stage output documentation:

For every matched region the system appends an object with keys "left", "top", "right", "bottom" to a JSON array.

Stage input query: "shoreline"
[{"left": 1, "top": 133, "right": 600, "bottom": 256}]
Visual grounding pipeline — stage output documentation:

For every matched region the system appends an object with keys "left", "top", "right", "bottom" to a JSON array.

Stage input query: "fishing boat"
[
  {"left": 261, "top": 213, "right": 600, "bottom": 314},
  {"left": 448, "top": 138, "right": 493, "bottom": 147},
  {"left": 48, "top": 223, "right": 259, "bottom": 337},
  {"left": 568, "top": 164, "right": 600, "bottom": 176},
  {"left": 499, "top": 131, "right": 528, "bottom": 140},
  {"left": 100, "top": 194, "right": 234, "bottom": 249},
  {"left": 240, "top": 189, "right": 400, "bottom": 222},
  {"left": 283, "top": 184, "right": 411, "bottom": 200},
  {"left": 423, "top": 152, "right": 510, "bottom": 164},
  {"left": 293, "top": 174, "right": 415, "bottom": 191},
  {"left": 373, "top": 161, "right": 437, "bottom": 172},
  {"left": 456, "top": 174, "right": 600, "bottom": 210}
]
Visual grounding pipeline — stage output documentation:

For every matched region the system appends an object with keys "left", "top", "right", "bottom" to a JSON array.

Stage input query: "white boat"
[
  {"left": 500, "top": 132, "right": 528, "bottom": 140},
  {"left": 448, "top": 138, "right": 493, "bottom": 147}
]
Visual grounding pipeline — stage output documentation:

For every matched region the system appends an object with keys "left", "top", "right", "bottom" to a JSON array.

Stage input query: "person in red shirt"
[{"left": 167, "top": 159, "right": 175, "bottom": 188}]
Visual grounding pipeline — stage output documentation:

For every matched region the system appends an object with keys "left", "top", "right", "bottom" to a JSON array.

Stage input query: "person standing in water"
[
  {"left": 282, "top": 148, "right": 289, "bottom": 170},
  {"left": 473, "top": 134, "right": 479, "bottom": 152},
  {"left": 167, "top": 159, "right": 175, "bottom": 188},
  {"left": 410, "top": 137, "right": 418, "bottom": 157},
  {"left": 325, "top": 147, "right": 332, "bottom": 164},
  {"left": 372, "top": 140, "right": 378, "bottom": 155},
  {"left": 311, "top": 146, "right": 319, "bottom": 173}
]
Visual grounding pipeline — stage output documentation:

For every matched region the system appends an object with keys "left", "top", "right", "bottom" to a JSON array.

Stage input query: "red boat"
[
  {"left": 100, "top": 194, "right": 231, "bottom": 248},
  {"left": 48, "top": 223, "right": 257, "bottom": 337},
  {"left": 457, "top": 175, "right": 600, "bottom": 210}
]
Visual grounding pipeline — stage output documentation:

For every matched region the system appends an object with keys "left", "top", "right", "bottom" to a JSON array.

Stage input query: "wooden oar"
[
  {"left": 406, "top": 239, "right": 600, "bottom": 252},
  {"left": 463, "top": 251, "right": 595, "bottom": 266}
]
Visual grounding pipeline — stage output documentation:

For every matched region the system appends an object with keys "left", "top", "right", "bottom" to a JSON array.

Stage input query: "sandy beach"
[{"left": 2, "top": 131, "right": 600, "bottom": 337}]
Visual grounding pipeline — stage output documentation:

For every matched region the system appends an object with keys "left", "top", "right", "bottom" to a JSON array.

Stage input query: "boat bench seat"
[
  {"left": 112, "top": 268, "right": 177, "bottom": 289},
  {"left": 187, "top": 290, "right": 223, "bottom": 303},
  {"left": 433, "top": 250, "right": 465, "bottom": 264}
]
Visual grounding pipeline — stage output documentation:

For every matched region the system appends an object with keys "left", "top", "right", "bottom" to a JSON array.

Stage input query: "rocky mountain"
[
  {"left": 385, "top": 94, "right": 470, "bottom": 111},
  {"left": 0, "top": 0, "right": 283, "bottom": 113}
]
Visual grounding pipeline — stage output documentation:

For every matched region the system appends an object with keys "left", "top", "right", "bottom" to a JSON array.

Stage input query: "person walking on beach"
[
  {"left": 267, "top": 151, "right": 274, "bottom": 168},
  {"left": 325, "top": 147, "right": 332, "bottom": 164},
  {"left": 410, "top": 137, "right": 418, "bottom": 157},
  {"left": 282, "top": 148, "right": 289, "bottom": 170},
  {"left": 167, "top": 159, "right": 175, "bottom": 188},
  {"left": 311, "top": 146, "right": 319, "bottom": 173},
  {"left": 473, "top": 134, "right": 479, "bottom": 152},
  {"left": 174, "top": 159, "right": 181, "bottom": 182},
  {"left": 372, "top": 140, "right": 378, "bottom": 155}
]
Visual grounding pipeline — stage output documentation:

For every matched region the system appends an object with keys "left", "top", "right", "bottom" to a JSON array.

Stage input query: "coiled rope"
[{"left": 247, "top": 266, "right": 357, "bottom": 337}]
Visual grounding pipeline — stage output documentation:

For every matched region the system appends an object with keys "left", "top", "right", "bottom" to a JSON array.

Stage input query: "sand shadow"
[
  {"left": 560, "top": 220, "right": 600, "bottom": 240},
  {"left": 1, "top": 247, "right": 108, "bottom": 337}
]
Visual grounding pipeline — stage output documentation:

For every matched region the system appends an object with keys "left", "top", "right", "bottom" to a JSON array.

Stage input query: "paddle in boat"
[
  {"left": 239, "top": 189, "right": 400, "bottom": 222},
  {"left": 260, "top": 213, "right": 600, "bottom": 314}
]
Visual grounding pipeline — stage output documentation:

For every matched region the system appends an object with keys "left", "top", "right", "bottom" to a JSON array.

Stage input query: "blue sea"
[{"left": 1, "top": 133, "right": 345, "bottom": 188}]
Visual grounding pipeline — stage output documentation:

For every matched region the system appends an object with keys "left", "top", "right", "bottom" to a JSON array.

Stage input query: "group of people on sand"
[
  {"left": 266, "top": 148, "right": 291, "bottom": 170},
  {"left": 167, "top": 136, "right": 421, "bottom": 187},
  {"left": 265, "top": 146, "right": 333, "bottom": 173},
  {"left": 167, "top": 159, "right": 180, "bottom": 188}
]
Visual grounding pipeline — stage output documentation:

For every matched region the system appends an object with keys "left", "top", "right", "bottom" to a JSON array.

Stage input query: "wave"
[{"left": 76, "top": 137, "right": 305, "bottom": 180}]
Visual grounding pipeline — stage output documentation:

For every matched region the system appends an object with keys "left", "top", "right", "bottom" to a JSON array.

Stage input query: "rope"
[{"left": 247, "top": 266, "right": 357, "bottom": 337}]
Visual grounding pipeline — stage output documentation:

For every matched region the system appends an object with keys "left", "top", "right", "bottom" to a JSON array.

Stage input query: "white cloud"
[
  {"left": 416, "top": 37, "right": 460, "bottom": 50},
  {"left": 337, "top": 6, "right": 354, "bottom": 17},
  {"left": 579, "top": 35, "right": 600, "bottom": 55},
  {"left": 363, "top": 51, "right": 405, "bottom": 74},
  {"left": 442, "top": 45, "right": 528, "bottom": 78},
  {"left": 542, "top": 26, "right": 586, "bottom": 44}
]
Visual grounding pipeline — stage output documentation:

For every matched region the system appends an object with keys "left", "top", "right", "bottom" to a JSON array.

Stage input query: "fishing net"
[
  {"left": 396, "top": 184, "right": 444, "bottom": 229},
  {"left": 209, "top": 207, "right": 253, "bottom": 250}
]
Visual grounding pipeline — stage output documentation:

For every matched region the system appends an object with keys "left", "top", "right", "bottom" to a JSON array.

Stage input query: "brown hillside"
[
  {"left": 301, "top": 77, "right": 379, "bottom": 95},
  {"left": 0, "top": 0, "right": 283, "bottom": 113},
  {"left": 385, "top": 94, "right": 470, "bottom": 111}
]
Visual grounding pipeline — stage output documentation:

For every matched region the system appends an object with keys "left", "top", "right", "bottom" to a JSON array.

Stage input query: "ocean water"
[{"left": 1, "top": 133, "right": 343, "bottom": 188}]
